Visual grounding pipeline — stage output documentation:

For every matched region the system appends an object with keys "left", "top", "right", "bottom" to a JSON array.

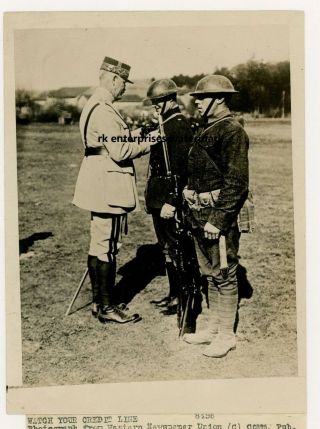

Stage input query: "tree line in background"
[
  {"left": 172, "top": 60, "right": 291, "bottom": 117},
  {"left": 16, "top": 60, "right": 290, "bottom": 124}
]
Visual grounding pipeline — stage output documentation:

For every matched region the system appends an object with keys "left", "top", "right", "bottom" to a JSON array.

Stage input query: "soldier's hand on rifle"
[
  {"left": 204, "top": 222, "right": 220, "bottom": 240},
  {"left": 160, "top": 203, "right": 176, "bottom": 219},
  {"left": 183, "top": 188, "right": 197, "bottom": 205}
]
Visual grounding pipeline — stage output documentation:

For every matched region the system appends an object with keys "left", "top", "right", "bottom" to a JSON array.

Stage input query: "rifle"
[
  {"left": 157, "top": 113, "right": 203, "bottom": 337},
  {"left": 175, "top": 221, "right": 203, "bottom": 336}
]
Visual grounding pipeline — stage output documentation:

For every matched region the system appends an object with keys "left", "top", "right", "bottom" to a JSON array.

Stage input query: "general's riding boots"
[
  {"left": 96, "top": 258, "right": 141, "bottom": 324},
  {"left": 87, "top": 255, "right": 100, "bottom": 317}
]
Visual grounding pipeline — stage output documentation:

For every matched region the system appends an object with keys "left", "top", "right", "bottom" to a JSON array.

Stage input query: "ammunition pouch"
[
  {"left": 237, "top": 191, "right": 255, "bottom": 233},
  {"left": 185, "top": 189, "right": 255, "bottom": 233}
]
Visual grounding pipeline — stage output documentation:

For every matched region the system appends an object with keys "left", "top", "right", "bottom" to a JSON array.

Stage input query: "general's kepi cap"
[{"left": 100, "top": 56, "right": 133, "bottom": 84}]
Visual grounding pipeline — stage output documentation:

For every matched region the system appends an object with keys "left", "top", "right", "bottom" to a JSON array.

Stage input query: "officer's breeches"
[{"left": 89, "top": 212, "right": 127, "bottom": 262}]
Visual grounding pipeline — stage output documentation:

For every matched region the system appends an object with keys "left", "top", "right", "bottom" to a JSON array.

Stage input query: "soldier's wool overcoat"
[{"left": 188, "top": 112, "right": 249, "bottom": 235}]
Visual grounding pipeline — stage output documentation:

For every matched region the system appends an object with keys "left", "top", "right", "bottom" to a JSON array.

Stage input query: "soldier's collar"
[
  {"left": 203, "top": 109, "right": 232, "bottom": 131},
  {"left": 200, "top": 116, "right": 233, "bottom": 137},
  {"left": 162, "top": 106, "right": 181, "bottom": 122}
]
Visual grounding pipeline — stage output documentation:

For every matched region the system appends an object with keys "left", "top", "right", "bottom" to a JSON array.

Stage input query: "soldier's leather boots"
[{"left": 98, "top": 306, "right": 141, "bottom": 324}]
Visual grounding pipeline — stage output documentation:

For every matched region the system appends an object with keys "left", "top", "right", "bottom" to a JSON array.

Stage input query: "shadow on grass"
[
  {"left": 66, "top": 300, "right": 92, "bottom": 316},
  {"left": 234, "top": 263, "right": 254, "bottom": 333},
  {"left": 19, "top": 232, "right": 53, "bottom": 255},
  {"left": 114, "top": 243, "right": 166, "bottom": 305}
]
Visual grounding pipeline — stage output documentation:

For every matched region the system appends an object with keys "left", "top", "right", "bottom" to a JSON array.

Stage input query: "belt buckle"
[
  {"left": 200, "top": 196, "right": 211, "bottom": 207},
  {"left": 198, "top": 192, "right": 212, "bottom": 207}
]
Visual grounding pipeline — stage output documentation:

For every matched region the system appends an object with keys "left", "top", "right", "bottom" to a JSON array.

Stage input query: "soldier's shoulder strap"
[
  {"left": 162, "top": 112, "right": 183, "bottom": 125},
  {"left": 201, "top": 146, "right": 223, "bottom": 177},
  {"left": 199, "top": 116, "right": 232, "bottom": 137}
]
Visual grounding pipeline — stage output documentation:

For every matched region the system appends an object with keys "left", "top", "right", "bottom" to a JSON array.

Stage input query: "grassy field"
[{"left": 16, "top": 119, "right": 297, "bottom": 386}]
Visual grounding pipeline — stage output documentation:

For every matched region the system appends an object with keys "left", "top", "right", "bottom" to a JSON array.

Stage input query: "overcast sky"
[{"left": 14, "top": 25, "right": 290, "bottom": 91}]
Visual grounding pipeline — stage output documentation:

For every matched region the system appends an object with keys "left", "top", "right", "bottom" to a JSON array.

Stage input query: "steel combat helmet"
[
  {"left": 190, "top": 75, "right": 238, "bottom": 97},
  {"left": 146, "top": 79, "right": 178, "bottom": 103}
]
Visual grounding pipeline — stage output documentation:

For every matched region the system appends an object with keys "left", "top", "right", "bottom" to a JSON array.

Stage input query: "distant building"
[
  {"left": 47, "top": 87, "right": 90, "bottom": 107},
  {"left": 76, "top": 87, "right": 144, "bottom": 115},
  {"left": 34, "top": 92, "right": 48, "bottom": 107},
  {"left": 35, "top": 79, "right": 152, "bottom": 120}
]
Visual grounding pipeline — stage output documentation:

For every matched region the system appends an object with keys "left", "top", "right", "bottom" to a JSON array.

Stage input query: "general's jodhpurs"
[{"left": 89, "top": 212, "right": 127, "bottom": 262}]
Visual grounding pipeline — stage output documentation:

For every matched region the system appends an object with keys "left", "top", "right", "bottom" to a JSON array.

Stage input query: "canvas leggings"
[{"left": 193, "top": 226, "right": 240, "bottom": 336}]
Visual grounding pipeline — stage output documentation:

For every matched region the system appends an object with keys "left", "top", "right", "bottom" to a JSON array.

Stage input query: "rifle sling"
[
  {"left": 83, "top": 103, "right": 100, "bottom": 148},
  {"left": 197, "top": 116, "right": 233, "bottom": 178}
]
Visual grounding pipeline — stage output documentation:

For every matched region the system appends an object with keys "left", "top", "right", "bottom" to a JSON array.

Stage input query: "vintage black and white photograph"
[{"left": 6, "top": 11, "right": 304, "bottom": 402}]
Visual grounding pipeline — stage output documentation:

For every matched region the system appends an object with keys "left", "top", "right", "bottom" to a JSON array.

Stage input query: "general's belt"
[{"left": 84, "top": 146, "right": 108, "bottom": 156}]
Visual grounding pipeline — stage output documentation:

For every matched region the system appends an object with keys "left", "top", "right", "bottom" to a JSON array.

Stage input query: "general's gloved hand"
[
  {"left": 130, "top": 128, "right": 143, "bottom": 138},
  {"left": 148, "top": 129, "right": 161, "bottom": 146},
  {"left": 183, "top": 188, "right": 197, "bottom": 205},
  {"left": 204, "top": 222, "right": 220, "bottom": 240},
  {"left": 160, "top": 203, "right": 176, "bottom": 219},
  {"left": 140, "top": 122, "right": 158, "bottom": 138}
]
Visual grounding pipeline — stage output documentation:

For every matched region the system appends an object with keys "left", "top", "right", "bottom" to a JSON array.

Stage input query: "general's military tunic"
[{"left": 73, "top": 86, "right": 152, "bottom": 261}]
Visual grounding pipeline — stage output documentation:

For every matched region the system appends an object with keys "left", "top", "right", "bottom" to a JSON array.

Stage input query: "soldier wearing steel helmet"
[
  {"left": 182, "top": 75, "right": 249, "bottom": 357},
  {"left": 145, "top": 79, "right": 194, "bottom": 315}
]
